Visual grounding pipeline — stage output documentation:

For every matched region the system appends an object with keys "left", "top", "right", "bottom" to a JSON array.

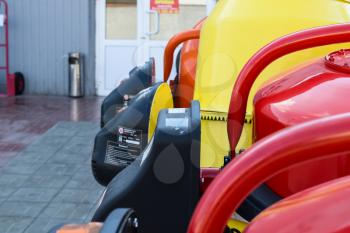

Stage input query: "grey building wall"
[{"left": 5, "top": 0, "right": 96, "bottom": 95}]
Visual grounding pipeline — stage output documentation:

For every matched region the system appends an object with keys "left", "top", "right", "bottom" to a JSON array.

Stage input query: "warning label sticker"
[{"left": 105, "top": 126, "right": 143, "bottom": 166}]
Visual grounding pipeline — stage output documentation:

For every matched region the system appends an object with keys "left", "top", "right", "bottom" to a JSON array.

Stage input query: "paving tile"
[
  {"left": 73, "top": 165, "right": 93, "bottom": 177},
  {"left": 55, "top": 122, "right": 85, "bottom": 129},
  {"left": 0, "top": 159, "right": 9, "bottom": 168},
  {"left": 0, "top": 201, "right": 47, "bottom": 217},
  {"left": 57, "top": 122, "right": 97, "bottom": 131},
  {"left": 0, "top": 197, "right": 6, "bottom": 205},
  {"left": 45, "top": 125, "right": 78, "bottom": 137},
  {"left": 59, "top": 139, "right": 94, "bottom": 156},
  {"left": 7, "top": 151, "right": 51, "bottom": 165},
  {"left": 0, "top": 173, "right": 29, "bottom": 187},
  {"left": 0, "top": 186, "right": 17, "bottom": 199},
  {"left": 0, "top": 216, "right": 34, "bottom": 233},
  {"left": 22, "top": 144, "right": 60, "bottom": 155},
  {"left": 70, "top": 136, "right": 96, "bottom": 146},
  {"left": 39, "top": 202, "right": 93, "bottom": 220},
  {"left": 61, "top": 146, "right": 93, "bottom": 157},
  {"left": 0, "top": 152, "right": 19, "bottom": 168},
  {"left": 24, "top": 217, "right": 83, "bottom": 233},
  {"left": 69, "top": 166, "right": 102, "bottom": 187},
  {"left": 35, "top": 163, "right": 81, "bottom": 176},
  {"left": 47, "top": 151, "right": 90, "bottom": 164},
  {"left": 22, "top": 175, "right": 70, "bottom": 189},
  {"left": 65, "top": 172, "right": 103, "bottom": 190},
  {"left": 0, "top": 120, "right": 102, "bottom": 232},
  {"left": 77, "top": 122, "right": 99, "bottom": 129},
  {"left": 8, "top": 187, "right": 59, "bottom": 202},
  {"left": 52, "top": 188, "right": 104, "bottom": 205},
  {"left": 76, "top": 127, "right": 99, "bottom": 137},
  {"left": 0, "top": 132, "right": 37, "bottom": 146},
  {"left": 31, "top": 135, "right": 71, "bottom": 148},
  {"left": 1, "top": 162, "right": 42, "bottom": 175},
  {"left": 84, "top": 203, "right": 100, "bottom": 222}
]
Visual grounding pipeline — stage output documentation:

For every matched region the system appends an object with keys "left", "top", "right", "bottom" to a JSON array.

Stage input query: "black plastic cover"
[
  {"left": 237, "top": 184, "right": 281, "bottom": 221},
  {"left": 100, "top": 209, "right": 137, "bottom": 233},
  {"left": 101, "top": 58, "right": 155, "bottom": 128},
  {"left": 93, "top": 101, "right": 201, "bottom": 233},
  {"left": 92, "top": 83, "right": 162, "bottom": 186}
]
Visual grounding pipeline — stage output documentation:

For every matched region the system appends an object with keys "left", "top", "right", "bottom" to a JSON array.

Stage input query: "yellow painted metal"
[
  {"left": 200, "top": 111, "right": 229, "bottom": 167},
  {"left": 227, "top": 219, "right": 248, "bottom": 233},
  {"left": 195, "top": 0, "right": 350, "bottom": 167},
  {"left": 148, "top": 83, "right": 174, "bottom": 142}
]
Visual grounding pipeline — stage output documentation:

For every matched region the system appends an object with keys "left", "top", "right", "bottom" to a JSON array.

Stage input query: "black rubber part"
[
  {"left": 175, "top": 49, "right": 182, "bottom": 74},
  {"left": 237, "top": 184, "right": 281, "bottom": 221},
  {"left": 100, "top": 209, "right": 137, "bottom": 233},
  {"left": 93, "top": 101, "right": 201, "bottom": 233},
  {"left": 101, "top": 58, "right": 154, "bottom": 128},
  {"left": 171, "top": 50, "right": 182, "bottom": 104},
  {"left": 14, "top": 72, "right": 25, "bottom": 95},
  {"left": 225, "top": 226, "right": 242, "bottom": 233}
]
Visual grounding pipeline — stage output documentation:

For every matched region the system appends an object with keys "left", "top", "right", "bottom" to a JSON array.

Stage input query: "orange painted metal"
[
  {"left": 173, "top": 20, "right": 205, "bottom": 107},
  {"left": 163, "top": 29, "right": 200, "bottom": 83},
  {"left": 163, "top": 19, "right": 205, "bottom": 107},
  {"left": 56, "top": 223, "right": 102, "bottom": 233},
  {"left": 173, "top": 37, "right": 199, "bottom": 107}
]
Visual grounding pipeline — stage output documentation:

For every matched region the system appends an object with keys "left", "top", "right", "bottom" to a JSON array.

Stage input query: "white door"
[{"left": 96, "top": 0, "right": 215, "bottom": 96}]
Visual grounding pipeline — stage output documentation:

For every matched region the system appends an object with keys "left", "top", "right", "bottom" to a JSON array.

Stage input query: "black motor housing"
[
  {"left": 101, "top": 58, "right": 155, "bottom": 128},
  {"left": 92, "top": 101, "right": 201, "bottom": 233},
  {"left": 92, "top": 83, "right": 163, "bottom": 186}
]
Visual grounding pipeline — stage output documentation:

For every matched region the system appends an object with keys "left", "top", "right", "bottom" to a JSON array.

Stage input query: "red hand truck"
[{"left": 0, "top": 0, "right": 24, "bottom": 97}]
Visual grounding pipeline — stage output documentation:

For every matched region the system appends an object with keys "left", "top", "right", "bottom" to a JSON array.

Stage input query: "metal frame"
[{"left": 0, "top": 0, "right": 15, "bottom": 97}]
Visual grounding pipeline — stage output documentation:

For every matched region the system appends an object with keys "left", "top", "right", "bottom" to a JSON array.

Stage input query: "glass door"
[
  {"left": 146, "top": 0, "right": 207, "bottom": 81},
  {"left": 96, "top": 0, "right": 212, "bottom": 96},
  {"left": 96, "top": 0, "right": 143, "bottom": 96}
]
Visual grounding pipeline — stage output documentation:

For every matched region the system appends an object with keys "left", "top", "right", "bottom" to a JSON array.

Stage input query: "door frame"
[
  {"left": 95, "top": 0, "right": 216, "bottom": 96},
  {"left": 96, "top": 0, "right": 145, "bottom": 96}
]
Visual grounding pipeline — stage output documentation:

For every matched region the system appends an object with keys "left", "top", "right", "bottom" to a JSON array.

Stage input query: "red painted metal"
[
  {"left": 245, "top": 175, "right": 350, "bottom": 233},
  {"left": 0, "top": 0, "right": 15, "bottom": 97},
  {"left": 188, "top": 113, "right": 350, "bottom": 233},
  {"left": 227, "top": 23, "right": 350, "bottom": 154},
  {"left": 325, "top": 49, "right": 350, "bottom": 73},
  {"left": 200, "top": 168, "right": 220, "bottom": 193},
  {"left": 163, "top": 29, "right": 200, "bottom": 83},
  {"left": 254, "top": 58, "right": 350, "bottom": 197}
]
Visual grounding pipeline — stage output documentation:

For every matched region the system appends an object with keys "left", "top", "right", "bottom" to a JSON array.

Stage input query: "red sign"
[{"left": 150, "top": 0, "right": 179, "bottom": 14}]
